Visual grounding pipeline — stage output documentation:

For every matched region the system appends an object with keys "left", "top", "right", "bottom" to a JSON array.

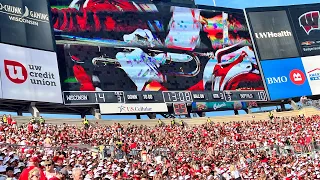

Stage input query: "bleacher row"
[{"left": 12, "top": 107, "right": 320, "bottom": 126}]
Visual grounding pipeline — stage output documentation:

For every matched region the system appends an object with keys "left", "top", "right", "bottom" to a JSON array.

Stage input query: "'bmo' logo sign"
[
  {"left": 266, "top": 76, "right": 288, "bottom": 84},
  {"left": 289, "top": 69, "right": 306, "bottom": 85},
  {"left": 266, "top": 69, "right": 306, "bottom": 85}
]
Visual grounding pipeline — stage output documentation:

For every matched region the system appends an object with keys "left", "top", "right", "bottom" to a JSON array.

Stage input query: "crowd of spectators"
[{"left": 0, "top": 114, "right": 319, "bottom": 179}]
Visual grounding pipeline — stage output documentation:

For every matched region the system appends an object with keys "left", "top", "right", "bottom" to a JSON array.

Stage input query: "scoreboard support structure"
[
  {"left": 29, "top": 102, "right": 40, "bottom": 118},
  {"left": 91, "top": 108, "right": 101, "bottom": 120}
]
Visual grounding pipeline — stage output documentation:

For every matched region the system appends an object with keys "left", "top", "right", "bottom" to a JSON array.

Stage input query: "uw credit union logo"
[{"left": 4, "top": 60, "right": 28, "bottom": 84}]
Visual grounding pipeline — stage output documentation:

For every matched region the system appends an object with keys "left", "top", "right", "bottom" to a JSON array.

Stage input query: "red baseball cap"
[{"left": 29, "top": 156, "right": 40, "bottom": 163}]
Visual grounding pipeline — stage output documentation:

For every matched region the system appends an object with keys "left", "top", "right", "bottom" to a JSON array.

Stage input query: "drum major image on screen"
[{"left": 50, "top": 0, "right": 264, "bottom": 92}]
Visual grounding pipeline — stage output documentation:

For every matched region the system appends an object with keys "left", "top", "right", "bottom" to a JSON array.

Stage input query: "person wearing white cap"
[
  {"left": 0, "top": 174, "right": 7, "bottom": 180},
  {"left": 0, "top": 166, "right": 7, "bottom": 180},
  {"left": 14, "top": 169, "right": 21, "bottom": 179}
]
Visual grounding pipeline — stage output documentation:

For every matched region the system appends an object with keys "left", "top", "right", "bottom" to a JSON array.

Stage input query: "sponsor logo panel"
[
  {"left": 0, "top": 0, "right": 53, "bottom": 51},
  {"left": 247, "top": 10, "right": 299, "bottom": 60},
  {"left": 99, "top": 103, "right": 168, "bottom": 114},
  {"left": 301, "top": 55, "right": 320, "bottom": 95},
  {"left": 289, "top": 5, "right": 320, "bottom": 56},
  {"left": 261, "top": 57, "right": 312, "bottom": 100},
  {"left": 191, "top": 102, "right": 247, "bottom": 112},
  {"left": 0, "top": 43, "right": 62, "bottom": 103}
]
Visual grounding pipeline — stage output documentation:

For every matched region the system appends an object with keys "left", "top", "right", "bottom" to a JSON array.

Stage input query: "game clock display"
[{"left": 162, "top": 91, "right": 193, "bottom": 103}]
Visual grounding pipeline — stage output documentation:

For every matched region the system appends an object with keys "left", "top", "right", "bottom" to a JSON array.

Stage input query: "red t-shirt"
[
  {"left": 305, "top": 136, "right": 312, "bottom": 144},
  {"left": 19, "top": 166, "right": 46, "bottom": 180},
  {"left": 130, "top": 142, "right": 137, "bottom": 149},
  {"left": 7, "top": 117, "right": 12, "bottom": 125},
  {"left": 298, "top": 138, "right": 305, "bottom": 145},
  {"left": 28, "top": 124, "right": 33, "bottom": 132}
]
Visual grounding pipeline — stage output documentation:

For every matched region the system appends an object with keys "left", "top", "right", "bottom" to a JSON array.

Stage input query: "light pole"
[{"left": 213, "top": 0, "right": 216, "bottom": 6}]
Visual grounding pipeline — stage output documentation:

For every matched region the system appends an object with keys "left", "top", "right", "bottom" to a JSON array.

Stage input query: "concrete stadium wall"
[{"left": 12, "top": 107, "right": 320, "bottom": 127}]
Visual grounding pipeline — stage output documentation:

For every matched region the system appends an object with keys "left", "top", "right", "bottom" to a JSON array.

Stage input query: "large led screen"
[{"left": 50, "top": 0, "right": 264, "bottom": 92}]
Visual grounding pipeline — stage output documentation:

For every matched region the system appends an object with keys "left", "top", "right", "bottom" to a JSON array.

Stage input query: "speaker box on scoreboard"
[{"left": 173, "top": 103, "right": 189, "bottom": 115}]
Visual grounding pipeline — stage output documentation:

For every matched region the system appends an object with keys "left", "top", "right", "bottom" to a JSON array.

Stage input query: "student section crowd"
[{"left": 0, "top": 114, "right": 319, "bottom": 179}]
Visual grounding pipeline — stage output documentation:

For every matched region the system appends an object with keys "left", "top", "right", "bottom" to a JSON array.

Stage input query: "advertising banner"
[
  {"left": 0, "top": 0, "right": 54, "bottom": 51},
  {"left": 192, "top": 101, "right": 247, "bottom": 112},
  {"left": 289, "top": 4, "right": 320, "bottom": 56},
  {"left": 247, "top": 10, "right": 299, "bottom": 60},
  {"left": 50, "top": 1, "right": 264, "bottom": 93},
  {"left": 0, "top": 43, "right": 62, "bottom": 103},
  {"left": 261, "top": 57, "right": 312, "bottom": 100},
  {"left": 99, "top": 103, "right": 168, "bottom": 114},
  {"left": 301, "top": 55, "right": 320, "bottom": 95}
]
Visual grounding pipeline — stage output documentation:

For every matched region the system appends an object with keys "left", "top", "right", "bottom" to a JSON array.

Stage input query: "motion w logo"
[
  {"left": 299, "top": 11, "right": 320, "bottom": 34},
  {"left": 4, "top": 60, "right": 28, "bottom": 84}
]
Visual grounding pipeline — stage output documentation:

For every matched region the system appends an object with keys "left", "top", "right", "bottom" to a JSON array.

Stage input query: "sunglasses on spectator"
[{"left": 45, "top": 164, "right": 52, "bottom": 167}]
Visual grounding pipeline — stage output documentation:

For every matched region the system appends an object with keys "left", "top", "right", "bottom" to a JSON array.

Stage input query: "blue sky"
[{"left": 195, "top": 0, "right": 320, "bottom": 8}]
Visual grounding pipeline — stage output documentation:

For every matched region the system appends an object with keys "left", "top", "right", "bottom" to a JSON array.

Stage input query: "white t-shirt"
[
  {"left": 155, "top": 156, "right": 162, "bottom": 164},
  {"left": 206, "top": 174, "right": 214, "bottom": 180},
  {"left": 231, "top": 170, "right": 241, "bottom": 178}
]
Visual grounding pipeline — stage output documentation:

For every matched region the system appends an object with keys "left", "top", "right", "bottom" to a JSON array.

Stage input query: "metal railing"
[
  {"left": 1, "top": 141, "right": 320, "bottom": 161},
  {"left": 301, "top": 99, "right": 320, "bottom": 109}
]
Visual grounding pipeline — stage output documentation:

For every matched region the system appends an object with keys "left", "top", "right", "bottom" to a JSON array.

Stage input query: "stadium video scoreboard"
[{"left": 63, "top": 90, "right": 268, "bottom": 105}]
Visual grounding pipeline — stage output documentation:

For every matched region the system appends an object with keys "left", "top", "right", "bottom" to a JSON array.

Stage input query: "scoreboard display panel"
[
  {"left": 51, "top": 0, "right": 268, "bottom": 108},
  {"left": 63, "top": 90, "right": 267, "bottom": 105}
]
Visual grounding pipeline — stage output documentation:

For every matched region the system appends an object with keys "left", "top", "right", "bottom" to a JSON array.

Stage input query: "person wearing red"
[
  {"left": 19, "top": 156, "right": 46, "bottom": 180},
  {"left": 7, "top": 115, "right": 12, "bottom": 126},
  {"left": 11, "top": 118, "right": 17, "bottom": 129},
  {"left": 27, "top": 123, "right": 34, "bottom": 133}
]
